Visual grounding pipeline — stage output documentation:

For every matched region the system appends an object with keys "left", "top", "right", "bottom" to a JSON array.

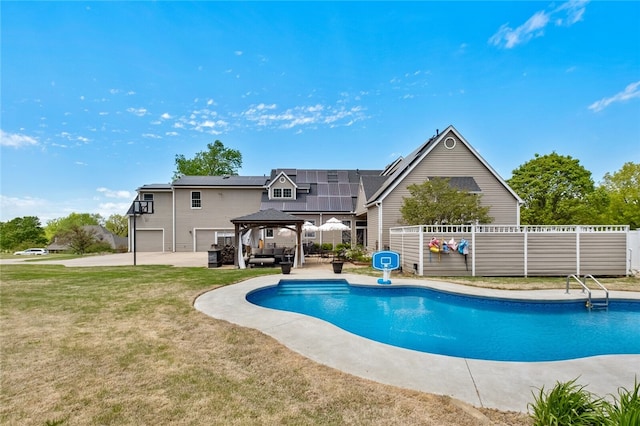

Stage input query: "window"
[
  {"left": 142, "top": 193, "right": 154, "bottom": 201},
  {"left": 273, "top": 188, "right": 282, "bottom": 198},
  {"left": 191, "top": 191, "right": 201, "bottom": 209},
  {"left": 283, "top": 188, "right": 292, "bottom": 198},
  {"left": 265, "top": 228, "right": 274, "bottom": 238}
]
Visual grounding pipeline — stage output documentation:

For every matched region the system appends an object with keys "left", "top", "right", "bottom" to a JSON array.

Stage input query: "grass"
[{"left": 2, "top": 264, "right": 637, "bottom": 425}]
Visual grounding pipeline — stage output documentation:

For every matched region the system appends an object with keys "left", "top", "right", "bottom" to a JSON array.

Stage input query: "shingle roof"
[
  {"left": 172, "top": 175, "right": 268, "bottom": 186},
  {"left": 231, "top": 208, "right": 306, "bottom": 224},
  {"left": 430, "top": 177, "right": 482, "bottom": 192}
]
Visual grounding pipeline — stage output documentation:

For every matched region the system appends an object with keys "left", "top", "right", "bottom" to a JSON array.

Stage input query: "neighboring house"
[
  {"left": 47, "top": 225, "right": 128, "bottom": 252},
  {"left": 128, "top": 125, "right": 523, "bottom": 253}
]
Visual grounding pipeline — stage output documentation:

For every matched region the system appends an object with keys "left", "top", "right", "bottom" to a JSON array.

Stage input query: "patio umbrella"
[
  {"left": 302, "top": 221, "right": 318, "bottom": 232},
  {"left": 318, "top": 217, "right": 349, "bottom": 249}
]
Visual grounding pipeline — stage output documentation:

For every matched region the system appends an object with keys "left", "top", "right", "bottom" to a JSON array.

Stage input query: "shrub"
[
  {"left": 529, "top": 378, "right": 640, "bottom": 426},
  {"left": 529, "top": 378, "right": 604, "bottom": 425},
  {"left": 602, "top": 379, "right": 640, "bottom": 426}
]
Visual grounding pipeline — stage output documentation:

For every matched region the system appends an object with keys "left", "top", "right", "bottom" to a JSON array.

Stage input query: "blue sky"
[{"left": 1, "top": 1, "right": 639, "bottom": 223}]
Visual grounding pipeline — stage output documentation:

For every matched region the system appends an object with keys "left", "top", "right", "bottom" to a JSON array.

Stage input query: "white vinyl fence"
[{"left": 389, "top": 225, "right": 631, "bottom": 277}]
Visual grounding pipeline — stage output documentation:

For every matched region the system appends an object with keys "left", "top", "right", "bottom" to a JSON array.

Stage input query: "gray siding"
[
  {"left": 475, "top": 233, "right": 525, "bottom": 276},
  {"left": 133, "top": 191, "right": 173, "bottom": 252},
  {"left": 174, "top": 187, "right": 263, "bottom": 252},
  {"left": 378, "top": 130, "right": 518, "bottom": 250},
  {"left": 580, "top": 232, "right": 627, "bottom": 276},
  {"left": 527, "top": 234, "right": 576, "bottom": 276}
]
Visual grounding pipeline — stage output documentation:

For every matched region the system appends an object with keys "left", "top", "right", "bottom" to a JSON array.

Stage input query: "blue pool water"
[{"left": 246, "top": 279, "right": 640, "bottom": 362}]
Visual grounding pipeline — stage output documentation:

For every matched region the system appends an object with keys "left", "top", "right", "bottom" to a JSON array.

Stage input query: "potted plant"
[
  {"left": 280, "top": 262, "right": 292, "bottom": 274},
  {"left": 331, "top": 260, "right": 343, "bottom": 274}
]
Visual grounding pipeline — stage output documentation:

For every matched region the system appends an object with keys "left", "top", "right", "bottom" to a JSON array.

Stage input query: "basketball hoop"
[{"left": 132, "top": 200, "right": 154, "bottom": 215}]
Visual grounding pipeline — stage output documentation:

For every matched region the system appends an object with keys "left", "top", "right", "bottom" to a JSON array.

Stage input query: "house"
[
  {"left": 128, "top": 125, "right": 523, "bottom": 253},
  {"left": 47, "top": 225, "right": 128, "bottom": 253}
]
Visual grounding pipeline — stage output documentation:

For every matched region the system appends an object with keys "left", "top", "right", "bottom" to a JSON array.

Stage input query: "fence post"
[
  {"left": 524, "top": 226, "right": 528, "bottom": 277},
  {"left": 471, "top": 225, "right": 476, "bottom": 276},
  {"left": 418, "top": 225, "right": 424, "bottom": 276},
  {"left": 576, "top": 226, "right": 581, "bottom": 276}
]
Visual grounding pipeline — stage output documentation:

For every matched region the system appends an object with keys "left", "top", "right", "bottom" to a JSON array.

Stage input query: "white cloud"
[
  {"left": 166, "top": 131, "right": 179, "bottom": 136},
  {"left": 96, "top": 202, "right": 132, "bottom": 218},
  {"left": 142, "top": 133, "right": 162, "bottom": 139},
  {"left": 588, "top": 81, "right": 640, "bottom": 112},
  {"left": 234, "top": 50, "right": 243, "bottom": 56},
  {"left": 0, "top": 130, "right": 39, "bottom": 148},
  {"left": 242, "top": 103, "right": 366, "bottom": 130},
  {"left": 126, "top": 107, "right": 149, "bottom": 117},
  {"left": 0, "top": 195, "right": 48, "bottom": 221},
  {"left": 161, "top": 112, "right": 172, "bottom": 119},
  {"left": 489, "top": 0, "right": 588, "bottom": 48},
  {"left": 96, "top": 187, "right": 132, "bottom": 199}
]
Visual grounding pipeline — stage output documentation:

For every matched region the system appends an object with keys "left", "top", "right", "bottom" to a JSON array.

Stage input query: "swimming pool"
[{"left": 247, "top": 279, "right": 640, "bottom": 362}]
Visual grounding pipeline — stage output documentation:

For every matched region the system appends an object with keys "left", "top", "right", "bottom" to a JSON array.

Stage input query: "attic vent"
[
  {"left": 444, "top": 137, "right": 456, "bottom": 149},
  {"left": 327, "top": 170, "right": 338, "bottom": 183}
]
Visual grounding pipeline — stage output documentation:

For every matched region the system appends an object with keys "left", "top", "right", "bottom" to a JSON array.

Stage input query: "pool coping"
[{"left": 194, "top": 270, "right": 640, "bottom": 413}]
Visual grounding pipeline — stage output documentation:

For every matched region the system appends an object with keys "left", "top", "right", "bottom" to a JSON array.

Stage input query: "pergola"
[{"left": 231, "top": 209, "right": 306, "bottom": 268}]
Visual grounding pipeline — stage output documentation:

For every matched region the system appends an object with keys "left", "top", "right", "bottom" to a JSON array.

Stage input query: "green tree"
[
  {"left": 57, "top": 225, "right": 97, "bottom": 254},
  {"left": 173, "top": 140, "right": 242, "bottom": 180},
  {"left": 600, "top": 162, "right": 640, "bottom": 229},
  {"left": 45, "top": 213, "right": 102, "bottom": 242},
  {"left": 507, "top": 152, "right": 596, "bottom": 225},
  {"left": 0, "top": 216, "right": 48, "bottom": 251},
  {"left": 400, "top": 177, "right": 493, "bottom": 225},
  {"left": 105, "top": 214, "right": 128, "bottom": 237}
]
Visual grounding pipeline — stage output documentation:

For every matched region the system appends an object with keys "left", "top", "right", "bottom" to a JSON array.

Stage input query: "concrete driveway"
[{"left": 1, "top": 252, "right": 210, "bottom": 268}]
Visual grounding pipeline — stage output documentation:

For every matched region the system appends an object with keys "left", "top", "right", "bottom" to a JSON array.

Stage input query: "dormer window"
[
  {"left": 271, "top": 187, "right": 293, "bottom": 199},
  {"left": 268, "top": 171, "right": 297, "bottom": 200}
]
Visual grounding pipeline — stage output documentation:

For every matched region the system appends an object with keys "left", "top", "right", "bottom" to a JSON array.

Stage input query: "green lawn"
[{"left": 1, "top": 264, "right": 539, "bottom": 425}]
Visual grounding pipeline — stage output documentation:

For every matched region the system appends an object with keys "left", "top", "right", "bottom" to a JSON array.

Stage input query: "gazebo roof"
[{"left": 231, "top": 208, "right": 305, "bottom": 226}]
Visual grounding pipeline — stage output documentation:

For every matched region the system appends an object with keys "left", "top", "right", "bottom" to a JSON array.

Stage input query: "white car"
[{"left": 13, "top": 248, "right": 49, "bottom": 256}]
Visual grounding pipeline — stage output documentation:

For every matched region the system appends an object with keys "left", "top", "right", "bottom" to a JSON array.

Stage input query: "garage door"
[{"left": 136, "top": 229, "right": 164, "bottom": 252}]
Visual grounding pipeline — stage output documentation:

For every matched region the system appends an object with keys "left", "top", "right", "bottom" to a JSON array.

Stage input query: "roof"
[
  {"left": 430, "top": 177, "right": 482, "bottom": 192},
  {"left": 261, "top": 168, "right": 382, "bottom": 213},
  {"left": 361, "top": 175, "right": 388, "bottom": 200},
  {"left": 231, "top": 208, "right": 306, "bottom": 225},
  {"left": 366, "top": 125, "right": 524, "bottom": 206},
  {"left": 137, "top": 183, "right": 172, "bottom": 191},
  {"left": 172, "top": 175, "right": 269, "bottom": 187}
]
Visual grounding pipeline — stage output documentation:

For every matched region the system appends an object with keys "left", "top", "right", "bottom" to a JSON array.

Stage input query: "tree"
[
  {"left": 105, "top": 214, "right": 128, "bottom": 237},
  {"left": 400, "top": 178, "right": 493, "bottom": 225},
  {"left": 45, "top": 213, "right": 102, "bottom": 242},
  {"left": 507, "top": 152, "right": 596, "bottom": 225},
  {"left": 57, "top": 225, "right": 97, "bottom": 254},
  {"left": 600, "top": 162, "right": 640, "bottom": 229},
  {"left": 0, "top": 216, "right": 48, "bottom": 251},
  {"left": 173, "top": 140, "right": 242, "bottom": 180}
]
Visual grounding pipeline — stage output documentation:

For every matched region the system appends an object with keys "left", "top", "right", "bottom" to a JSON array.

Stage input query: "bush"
[{"left": 529, "top": 378, "right": 640, "bottom": 426}]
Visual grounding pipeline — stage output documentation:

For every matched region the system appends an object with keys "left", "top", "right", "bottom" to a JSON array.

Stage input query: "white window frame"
[{"left": 191, "top": 191, "right": 202, "bottom": 209}]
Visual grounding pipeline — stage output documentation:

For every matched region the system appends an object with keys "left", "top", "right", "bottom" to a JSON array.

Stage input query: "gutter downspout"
[
  {"left": 172, "top": 190, "right": 176, "bottom": 252},
  {"left": 376, "top": 201, "right": 383, "bottom": 251}
]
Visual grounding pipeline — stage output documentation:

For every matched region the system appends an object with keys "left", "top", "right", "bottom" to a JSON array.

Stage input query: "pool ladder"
[{"left": 566, "top": 274, "right": 609, "bottom": 310}]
